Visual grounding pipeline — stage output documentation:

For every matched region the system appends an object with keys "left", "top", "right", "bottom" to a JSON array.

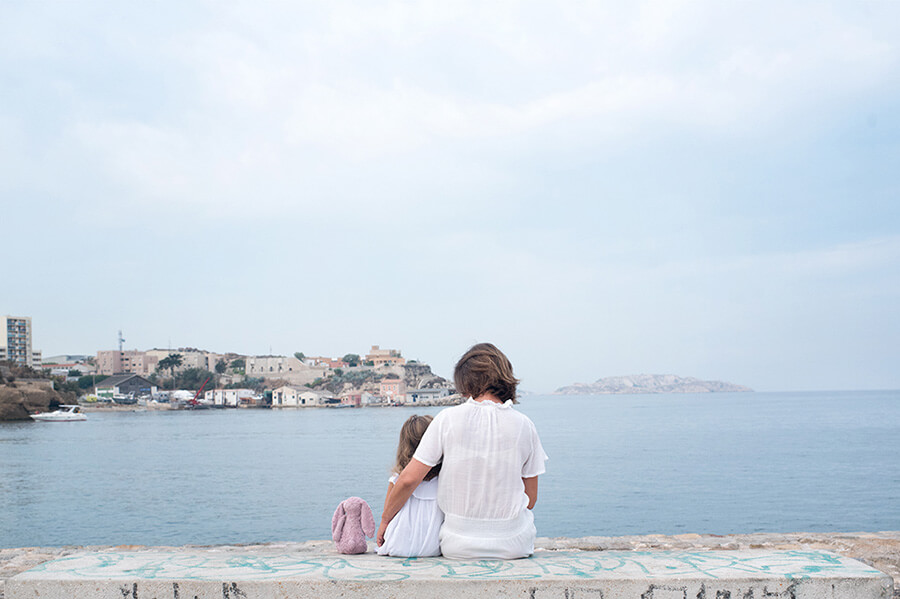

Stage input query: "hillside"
[
  {"left": 0, "top": 364, "right": 76, "bottom": 421},
  {"left": 555, "top": 374, "right": 752, "bottom": 395}
]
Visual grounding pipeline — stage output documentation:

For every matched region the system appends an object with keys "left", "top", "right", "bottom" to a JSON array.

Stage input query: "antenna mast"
[{"left": 118, "top": 330, "right": 125, "bottom": 352}]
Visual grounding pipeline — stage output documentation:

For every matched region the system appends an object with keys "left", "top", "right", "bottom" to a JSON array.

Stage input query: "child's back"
[
  {"left": 376, "top": 474, "right": 442, "bottom": 557},
  {"left": 377, "top": 414, "right": 444, "bottom": 557}
]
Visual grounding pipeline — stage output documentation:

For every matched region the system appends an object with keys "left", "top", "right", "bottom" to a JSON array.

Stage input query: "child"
[
  {"left": 377, "top": 343, "right": 548, "bottom": 559},
  {"left": 376, "top": 414, "right": 444, "bottom": 557}
]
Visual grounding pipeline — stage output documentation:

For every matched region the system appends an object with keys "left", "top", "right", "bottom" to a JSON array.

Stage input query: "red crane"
[{"left": 189, "top": 376, "right": 212, "bottom": 406}]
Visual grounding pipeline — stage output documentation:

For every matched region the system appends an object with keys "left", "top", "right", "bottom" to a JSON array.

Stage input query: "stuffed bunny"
[{"left": 332, "top": 496, "right": 375, "bottom": 554}]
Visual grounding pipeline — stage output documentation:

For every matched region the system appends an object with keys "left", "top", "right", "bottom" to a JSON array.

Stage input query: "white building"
[
  {"left": 204, "top": 388, "right": 256, "bottom": 407},
  {"left": 272, "top": 385, "right": 332, "bottom": 407},
  {"left": 1, "top": 315, "right": 37, "bottom": 368},
  {"left": 406, "top": 388, "right": 451, "bottom": 404}
]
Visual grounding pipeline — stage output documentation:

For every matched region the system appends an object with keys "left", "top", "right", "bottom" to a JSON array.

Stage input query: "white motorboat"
[{"left": 30, "top": 405, "right": 87, "bottom": 422}]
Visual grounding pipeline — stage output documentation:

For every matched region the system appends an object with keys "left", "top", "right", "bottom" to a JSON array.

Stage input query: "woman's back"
[{"left": 419, "top": 398, "right": 545, "bottom": 520}]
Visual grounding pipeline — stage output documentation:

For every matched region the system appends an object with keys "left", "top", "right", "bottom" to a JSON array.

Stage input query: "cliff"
[
  {"left": 555, "top": 373, "right": 752, "bottom": 395},
  {"left": 0, "top": 380, "right": 75, "bottom": 422}
]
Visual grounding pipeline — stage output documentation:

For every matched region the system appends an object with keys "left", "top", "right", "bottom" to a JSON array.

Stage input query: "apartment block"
[
  {"left": 96, "top": 350, "right": 159, "bottom": 376},
  {"left": 145, "top": 349, "right": 222, "bottom": 373},
  {"left": 1, "top": 315, "right": 35, "bottom": 368}
]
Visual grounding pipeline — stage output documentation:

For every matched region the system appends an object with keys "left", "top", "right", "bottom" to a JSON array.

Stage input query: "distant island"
[{"left": 554, "top": 374, "right": 752, "bottom": 395}]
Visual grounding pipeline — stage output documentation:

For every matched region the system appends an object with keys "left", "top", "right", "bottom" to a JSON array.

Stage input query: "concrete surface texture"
[
  {"left": 3, "top": 533, "right": 899, "bottom": 598},
  {"left": 5, "top": 546, "right": 893, "bottom": 599}
]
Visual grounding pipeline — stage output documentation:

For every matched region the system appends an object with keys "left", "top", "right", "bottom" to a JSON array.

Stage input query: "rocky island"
[{"left": 555, "top": 373, "right": 752, "bottom": 395}]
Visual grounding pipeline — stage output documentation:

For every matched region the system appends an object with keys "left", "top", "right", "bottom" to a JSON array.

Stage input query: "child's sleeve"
[
  {"left": 521, "top": 420, "right": 548, "bottom": 478},
  {"left": 412, "top": 411, "right": 444, "bottom": 467}
]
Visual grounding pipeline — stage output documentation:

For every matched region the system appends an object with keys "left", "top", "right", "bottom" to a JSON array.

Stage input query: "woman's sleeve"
[
  {"left": 412, "top": 411, "right": 444, "bottom": 467},
  {"left": 521, "top": 420, "right": 548, "bottom": 478}
]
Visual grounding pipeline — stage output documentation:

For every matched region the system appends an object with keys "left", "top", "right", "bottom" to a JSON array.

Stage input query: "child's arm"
[
  {"left": 523, "top": 476, "right": 538, "bottom": 509},
  {"left": 381, "top": 482, "right": 395, "bottom": 513},
  {"left": 377, "top": 458, "right": 430, "bottom": 546}
]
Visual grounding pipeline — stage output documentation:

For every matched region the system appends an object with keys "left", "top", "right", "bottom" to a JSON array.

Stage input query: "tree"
[
  {"left": 157, "top": 353, "right": 183, "bottom": 389},
  {"left": 294, "top": 352, "right": 306, "bottom": 361},
  {"left": 334, "top": 368, "right": 344, "bottom": 377},
  {"left": 173, "top": 368, "right": 215, "bottom": 391},
  {"left": 78, "top": 374, "right": 108, "bottom": 389},
  {"left": 215, "top": 359, "right": 227, "bottom": 374},
  {"left": 230, "top": 358, "right": 245, "bottom": 370},
  {"left": 342, "top": 354, "right": 360, "bottom": 367},
  {"left": 228, "top": 376, "right": 264, "bottom": 391}
]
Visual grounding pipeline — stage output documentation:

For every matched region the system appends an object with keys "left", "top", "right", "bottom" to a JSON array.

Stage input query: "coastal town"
[{"left": 0, "top": 314, "right": 459, "bottom": 419}]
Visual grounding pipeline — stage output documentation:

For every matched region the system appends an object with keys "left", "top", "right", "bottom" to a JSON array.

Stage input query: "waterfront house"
[
  {"left": 272, "top": 385, "right": 332, "bottom": 407},
  {"left": 95, "top": 374, "right": 156, "bottom": 400},
  {"left": 204, "top": 388, "right": 256, "bottom": 407},
  {"left": 380, "top": 378, "right": 406, "bottom": 403},
  {"left": 406, "top": 388, "right": 450, "bottom": 404},
  {"left": 340, "top": 393, "right": 362, "bottom": 407}
]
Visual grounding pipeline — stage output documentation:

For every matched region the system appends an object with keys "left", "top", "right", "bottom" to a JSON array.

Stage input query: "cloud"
[{"left": 3, "top": 0, "right": 899, "bottom": 391}]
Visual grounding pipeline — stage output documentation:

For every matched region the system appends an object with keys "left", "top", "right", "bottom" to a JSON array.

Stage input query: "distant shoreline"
[{"left": 555, "top": 374, "right": 753, "bottom": 395}]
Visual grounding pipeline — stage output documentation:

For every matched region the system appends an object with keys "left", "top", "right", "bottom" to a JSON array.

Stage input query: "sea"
[{"left": 1, "top": 391, "right": 898, "bottom": 548}]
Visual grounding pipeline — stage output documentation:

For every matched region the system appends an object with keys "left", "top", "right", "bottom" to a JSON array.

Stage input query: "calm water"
[{"left": 1, "top": 391, "right": 898, "bottom": 548}]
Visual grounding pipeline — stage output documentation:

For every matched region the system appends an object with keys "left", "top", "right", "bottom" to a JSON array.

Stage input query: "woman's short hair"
[{"left": 454, "top": 342, "right": 519, "bottom": 403}]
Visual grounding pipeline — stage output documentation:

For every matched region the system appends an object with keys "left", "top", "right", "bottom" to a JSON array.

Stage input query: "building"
[
  {"left": 366, "top": 345, "right": 405, "bottom": 367},
  {"left": 144, "top": 349, "right": 222, "bottom": 374},
  {"left": 95, "top": 374, "right": 156, "bottom": 400},
  {"left": 204, "top": 388, "right": 257, "bottom": 407},
  {"left": 40, "top": 360, "right": 96, "bottom": 375},
  {"left": 406, "top": 388, "right": 450, "bottom": 404},
  {"left": 96, "top": 350, "right": 159, "bottom": 376},
  {"left": 246, "top": 356, "right": 326, "bottom": 385},
  {"left": 271, "top": 385, "right": 332, "bottom": 407},
  {"left": 42, "top": 354, "right": 91, "bottom": 365},
  {"left": 380, "top": 377, "right": 406, "bottom": 403},
  {"left": 1, "top": 315, "right": 37, "bottom": 368},
  {"left": 96, "top": 348, "right": 223, "bottom": 376},
  {"left": 307, "top": 356, "right": 348, "bottom": 369},
  {"left": 340, "top": 392, "right": 362, "bottom": 407}
]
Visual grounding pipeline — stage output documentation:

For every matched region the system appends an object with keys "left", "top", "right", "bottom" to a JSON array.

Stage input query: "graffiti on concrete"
[{"left": 20, "top": 550, "right": 881, "bottom": 584}]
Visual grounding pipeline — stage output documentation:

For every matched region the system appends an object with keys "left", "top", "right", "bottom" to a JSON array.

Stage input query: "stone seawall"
[{"left": 2, "top": 531, "right": 898, "bottom": 598}]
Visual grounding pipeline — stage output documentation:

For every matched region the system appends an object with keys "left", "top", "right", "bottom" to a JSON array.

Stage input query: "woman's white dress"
[
  {"left": 413, "top": 398, "right": 548, "bottom": 560},
  {"left": 376, "top": 474, "right": 443, "bottom": 557}
]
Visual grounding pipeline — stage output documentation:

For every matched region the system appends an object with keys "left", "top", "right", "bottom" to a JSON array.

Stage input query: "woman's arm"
[
  {"left": 377, "top": 458, "right": 431, "bottom": 546},
  {"left": 523, "top": 476, "right": 538, "bottom": 509}
]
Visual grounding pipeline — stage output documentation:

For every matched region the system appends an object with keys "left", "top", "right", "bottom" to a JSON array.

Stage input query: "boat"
[{"left": 31, "top": 405, "right": 87, "bottom": 422}]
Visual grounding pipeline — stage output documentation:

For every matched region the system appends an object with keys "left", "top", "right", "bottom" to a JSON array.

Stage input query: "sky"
[{"left": 2, "top": 1, "right": 899, "bottom": 393}]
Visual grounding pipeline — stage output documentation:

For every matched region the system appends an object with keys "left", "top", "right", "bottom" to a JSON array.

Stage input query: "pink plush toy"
[{"left": 332, "top": 497, "right": 375, "bottom": 554}]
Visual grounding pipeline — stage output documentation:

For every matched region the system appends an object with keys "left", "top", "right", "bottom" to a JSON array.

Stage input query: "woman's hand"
[
  {"left": 378, "top": 458, "right": 432, "bottom": 546},
  {"left": 376, "top": 520, "right": 388, "bottom": 546}
]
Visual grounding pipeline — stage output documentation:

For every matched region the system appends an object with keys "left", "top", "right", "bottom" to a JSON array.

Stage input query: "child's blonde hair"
[{"left": 393, "top": 414, "right": 441, "bottom": 481}]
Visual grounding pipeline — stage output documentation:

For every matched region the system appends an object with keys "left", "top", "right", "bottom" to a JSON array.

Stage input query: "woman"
[{"left": 377, "top": 343, "right": 548, "bottom": 559}]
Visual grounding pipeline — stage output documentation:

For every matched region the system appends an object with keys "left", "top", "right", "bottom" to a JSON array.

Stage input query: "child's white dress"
[{"left": 376, "top": 475, "right": 443, "bottom": 557}]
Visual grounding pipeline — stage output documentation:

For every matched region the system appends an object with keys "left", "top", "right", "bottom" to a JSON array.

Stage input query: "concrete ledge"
[{"left": 7, "top": 548, "right": 893, "bottom": 599}]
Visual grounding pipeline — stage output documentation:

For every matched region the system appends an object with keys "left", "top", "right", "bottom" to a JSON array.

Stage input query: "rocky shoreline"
[{"left": 2, "top": 531, "right": 897, "bottom": 598}]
